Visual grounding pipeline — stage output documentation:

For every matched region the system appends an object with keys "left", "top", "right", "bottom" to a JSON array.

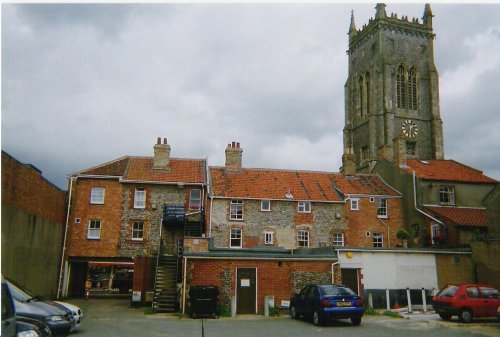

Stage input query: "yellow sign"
[{"left": 346, "top": 252, "right": 353, "bottom": 259}]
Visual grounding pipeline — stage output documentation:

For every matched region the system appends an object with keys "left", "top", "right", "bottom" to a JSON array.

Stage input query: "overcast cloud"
[{"left": 2, "top": 2, "right": 500, "bottom": 190}]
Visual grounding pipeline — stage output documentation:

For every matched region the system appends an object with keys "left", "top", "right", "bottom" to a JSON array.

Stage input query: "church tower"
[{"left": 342, "top": 3, "right": 444, "bottom": 175}]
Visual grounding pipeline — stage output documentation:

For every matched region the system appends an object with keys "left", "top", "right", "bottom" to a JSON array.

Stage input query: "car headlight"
[
  {"left": 45, "top": 315, "right": 64, "bottom": 322},
  {"left": 17, "top": 330, "right": 40, "bottom": 337}
]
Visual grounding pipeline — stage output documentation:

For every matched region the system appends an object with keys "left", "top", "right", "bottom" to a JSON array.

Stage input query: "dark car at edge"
[{"left": 290, "top": 284, "right": 364, "bottom": 326}]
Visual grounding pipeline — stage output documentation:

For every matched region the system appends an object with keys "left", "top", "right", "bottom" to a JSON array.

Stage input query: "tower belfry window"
[
  {"left": 365, "top": 72, "right": 370, "bottom": 115},
  {"left": 358, "top": 76, "right": 364, "bottom": 116},
  {"left": 409, "top": 68, "right": 418, "bottom": 110},
  {"left": 397, "top": 66, "right": 407, "bottom": 109}
]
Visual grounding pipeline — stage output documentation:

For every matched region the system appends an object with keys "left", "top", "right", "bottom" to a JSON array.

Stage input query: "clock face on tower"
[{"left": 401, "top": 120, "right": 418, "bottom": 138}]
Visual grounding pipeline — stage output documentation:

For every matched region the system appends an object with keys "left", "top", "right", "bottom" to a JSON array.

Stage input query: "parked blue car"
[{"left": 290, "top": 284, "right": 364, "bottom": 326}]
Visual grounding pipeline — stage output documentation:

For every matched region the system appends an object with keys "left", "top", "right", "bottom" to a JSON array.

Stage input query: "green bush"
[
  {"left": 363, "top": 306, "right": 379, "bottom": 315},
  {"left": 218, "top": 304, "right": 231, "bottom": 317},
  {"left": 382, "top": 310, "right": 403, "bottom": 318},
  {"left": 396, "top": 229, "right": 411, "bottom": 240},
  {"left": 269, "top": 307, "right": 281, "bottom": 317}
]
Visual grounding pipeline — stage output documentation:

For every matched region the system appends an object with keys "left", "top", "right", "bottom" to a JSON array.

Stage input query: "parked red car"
[{"left": 432, "top": 284, "right": 500, "bottom": 323}]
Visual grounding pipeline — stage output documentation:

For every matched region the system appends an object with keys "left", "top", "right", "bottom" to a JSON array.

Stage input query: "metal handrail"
[{"left": 152, "top": 218, "right": 163, "bottom": 311}]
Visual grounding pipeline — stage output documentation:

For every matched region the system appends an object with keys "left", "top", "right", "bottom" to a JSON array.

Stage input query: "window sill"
[{"left": 87, "top": 237, "right": 100, "bottom": 240}]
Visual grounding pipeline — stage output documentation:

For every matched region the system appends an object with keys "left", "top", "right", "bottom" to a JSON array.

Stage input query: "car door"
[
  {"left": 1, "top": 282, "right": 16, "bottom": 337},
  {"left": 305, "top": 286, "right": 319, "bottom": 318},
  {"left": 479, "top": 287, "right": 500, "bottom": 317},
  {"left": 295, "top": 286, "right": 310, "bottom": 316},
  {"left": 465, "top": 286, "right": 484, "bottom": 317}
]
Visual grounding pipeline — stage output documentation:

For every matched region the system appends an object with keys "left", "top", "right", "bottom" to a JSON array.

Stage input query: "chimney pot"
[
  {"left": 157, "top": 137, "right": 161, "bottom": 145},
  {"left": 163, "top": 138, "right": 167, "bottom": 145},
  {"left": 232, "top": 141, "right": 236, "bottom": 148},
  {"left": 236, "top": 142, "right": 240, "bottom": 148}
]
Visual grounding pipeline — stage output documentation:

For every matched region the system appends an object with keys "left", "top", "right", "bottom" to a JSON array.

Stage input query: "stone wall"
[{"left": 210, "top": 198, "right": 345, "bottom": 249}]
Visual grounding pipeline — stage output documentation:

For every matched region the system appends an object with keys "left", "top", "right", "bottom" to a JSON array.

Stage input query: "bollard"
[
  {"left": 386, "top": 289, "right": 390, "bottom": 311},
  {"left": 406, "top": 288, "right": 412, "bottom": 313},
  {"left": 368, "top": 293, "right": 373, "bottom": 310},
  {"left": 422, "top": 288, "right": 427, "bottom": 312}
]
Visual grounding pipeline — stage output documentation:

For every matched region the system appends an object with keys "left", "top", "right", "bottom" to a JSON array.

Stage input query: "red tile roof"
[
  {"left": 210, "top": 167, "right": 342, "bottom": 202},
  {"left": 74, "top": 156, "right": 206, "bottom": 184},
  {"left": 332, "top": 174, "right": 400, "bottom": 197},
  {"left": 209, "top": 168, "right": 400, "bottom": 201},
  {"left": 124, "top": 157, "right": 206, "bottom": 184},
  {"left": 405, "top": 160, "right": 497, "bottom": 183},
  {"left": 425, "top": 206, "right": 487, "bottom": 227}
]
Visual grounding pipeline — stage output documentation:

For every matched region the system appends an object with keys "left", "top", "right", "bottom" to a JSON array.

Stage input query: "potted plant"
[{"left": 396, "top": 229, "right": 411, "bottom": 248}]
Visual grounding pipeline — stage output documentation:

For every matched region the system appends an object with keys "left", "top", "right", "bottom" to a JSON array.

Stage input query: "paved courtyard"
[{"left": 67, "top": 298, "right": 499, "bottom": 337}]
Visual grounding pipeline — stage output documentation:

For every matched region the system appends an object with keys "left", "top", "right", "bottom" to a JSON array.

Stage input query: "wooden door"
[{"left": 236, "top": 268, "right": 256, "bottom": 314}]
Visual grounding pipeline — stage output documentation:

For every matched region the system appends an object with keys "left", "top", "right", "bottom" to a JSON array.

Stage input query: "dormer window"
[{"left": 439, "top": 186, "right": 455, "bottom": 205}]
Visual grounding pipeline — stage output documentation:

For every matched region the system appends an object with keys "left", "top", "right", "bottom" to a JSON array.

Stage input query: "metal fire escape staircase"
[{"left": 152, "top": 205, "right": 204, "bottom": 313}]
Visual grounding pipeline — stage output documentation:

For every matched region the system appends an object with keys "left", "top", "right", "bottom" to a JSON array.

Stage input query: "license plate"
[{"left": 337, "top": 302, "right": 352, "bottom": 307}]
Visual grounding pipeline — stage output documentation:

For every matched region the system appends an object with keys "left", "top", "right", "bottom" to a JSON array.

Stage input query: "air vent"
[
  {"left": 74, "top": 218, "right": 81, "bottom": 224},
  {"left": 365, "top": 231, "right": 371, "bottom": 238},
  {"left": 370, "top": 197, "right": 375, "bottom": 202}
]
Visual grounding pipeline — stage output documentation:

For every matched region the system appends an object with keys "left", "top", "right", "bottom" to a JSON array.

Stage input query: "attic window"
[{"left": 439, "top": 186, "right": 455, "bottom": 205}]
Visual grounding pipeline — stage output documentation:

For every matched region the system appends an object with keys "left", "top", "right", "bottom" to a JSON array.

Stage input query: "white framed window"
[
  {"left": 264, "top": 231, "right": 273, "bottom": 245},
  {"left": 230, "top": 228, "right": 242, "bottom": 248},
  {"left": 132, "top": 221, "right": 144, "bottom": 241},
  {"left": 298, "top": 202, "right": 311, "bottom": 213},
  {"left": 297, "top": 230, "right": 309, "bottom": 247},
  {"left": 134, "top": 187, "right": 146, "bottom": 209},
  {"left": 377, "top": 198, "right": 388, "bottom": 218},
  {"left": 230, "top": 200, "right": 243, "bottom": 220},
  {"left": 189, "top": 189, "right": 201, "bottom": 210},
  {"left": 439, "top": 186, "right": 455, "bottom": 205},
  {"left": 261, "top": 200, "right": 271, "bottom": 212},
  {"left": 350, "top": 198, "right": 359, "bottom": 211},
  {"left": 333, "top": 233, "right": 344, "bottom": 246},
  {"left": 90, "top": 187, "right": 105, "bottom": 204},
  {"left": 87, "top": 220, "right": 101, "bottom": 239},
  {"left": 373, "top": 232, "right": 383, "bottom": 248}
]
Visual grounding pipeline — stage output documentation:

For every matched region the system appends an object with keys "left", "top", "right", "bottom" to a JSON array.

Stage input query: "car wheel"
[
  {"left": 351, "top": 317, "right": 361, "bottom": 326},
  {"left": 459, "top": 309, "right": 473, "bottom": 323},
  {"left": 290, "top": 306, "right": 298, "bottom": 319},
  {"left": 438, "top": 312, "right": 452, "bottom": 321},
  {"left": 312, "top": 310, "right": 322, "bottom": 326}
]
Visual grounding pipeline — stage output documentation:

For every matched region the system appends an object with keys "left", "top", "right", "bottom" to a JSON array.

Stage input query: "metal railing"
[{"left": 151, "top": 220, "right": 164, "bottom": 311}]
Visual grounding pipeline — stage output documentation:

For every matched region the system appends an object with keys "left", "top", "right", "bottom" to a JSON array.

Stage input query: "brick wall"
[
  {"left": 2, "top": 152, "right": 66, "bottom": 224},
  {"left": 68, "top": 178, "right": 123, "bottom": 257},
  {"left": 187, "top": 258, "right": 334, "bottom": 314},
  {"left": 344, "top": 197, "right": 404, "bottom": 248}
]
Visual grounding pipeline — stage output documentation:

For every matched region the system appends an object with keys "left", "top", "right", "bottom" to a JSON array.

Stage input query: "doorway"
[
  {"left": 236, "top": 268, "right": 257, "bottom": 314},
  {"left": 341, "top": 268, "right": 360, "bottom": 295}
]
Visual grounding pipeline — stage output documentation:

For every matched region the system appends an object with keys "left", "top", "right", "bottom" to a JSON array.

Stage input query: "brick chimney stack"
[
  {"left": 153, "top": 137, "right": 171, "bottom": 171},
  {"left": 225, "top": 141, "right": 243, "bottom": 173}
]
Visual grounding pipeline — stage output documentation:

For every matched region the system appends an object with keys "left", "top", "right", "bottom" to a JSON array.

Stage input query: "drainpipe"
[
  {"left": 331, "top": 262, "right": 340, "bottom": 284},
  {"left": 57, "top": 176, "right": 75, "bottom": 299},
  {"left": 377, "top": 217, "right": 392, "bottom": 248},
  {"left": 182, "top": 256, "right": 188, "bottom": 315},
  {"left": 208, "top": 196, "right": 214, "bottom": 237}
]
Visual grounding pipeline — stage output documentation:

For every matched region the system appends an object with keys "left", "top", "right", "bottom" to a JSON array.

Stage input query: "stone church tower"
[{"left": 342, "top": 3, "right": 444, "bottom": 175}]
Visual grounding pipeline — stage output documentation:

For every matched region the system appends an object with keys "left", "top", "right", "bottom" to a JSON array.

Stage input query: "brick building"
[
  {"left": 182, "top": 142, "right": 406, "bottom": 315},
  {"left": 1, "top": 151, "right": 67, "bottom": 298},
  {"left": 60, "top": 138, "right": 207, "bottom": 304}
]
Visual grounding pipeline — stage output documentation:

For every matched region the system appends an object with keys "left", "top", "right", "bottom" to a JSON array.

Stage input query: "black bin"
[{"left": 189, "top": 285, "right": 219, "bottom": 318}]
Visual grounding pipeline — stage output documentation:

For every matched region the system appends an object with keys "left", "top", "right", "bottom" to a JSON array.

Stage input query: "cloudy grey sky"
[{"left": 2, "top": 2, "right": 500, "bottom": 190}]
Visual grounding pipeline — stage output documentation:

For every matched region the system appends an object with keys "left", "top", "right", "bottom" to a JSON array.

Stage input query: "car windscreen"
[
  {"left": 7, "top": 281, "right": 34, "bottom": 302},
  {"left": 319, "top": 285, "right": 356, "bottom": 296},
  {"left": 437, "top": 285, "right": 459, "bottom": 297}
]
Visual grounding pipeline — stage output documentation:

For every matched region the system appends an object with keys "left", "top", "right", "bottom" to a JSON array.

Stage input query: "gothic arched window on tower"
[
  {"left": 365, "top": 72, "right": 370, "bottom": 115},
  {"left": 409, "top": 68, "right": 418, "bottom": 110},
  {"left": 397, "top": 65, "right": 407, "bottom": 109},
  {"left": 358, "top": 76, "right": 364, "bottom": 117}
]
